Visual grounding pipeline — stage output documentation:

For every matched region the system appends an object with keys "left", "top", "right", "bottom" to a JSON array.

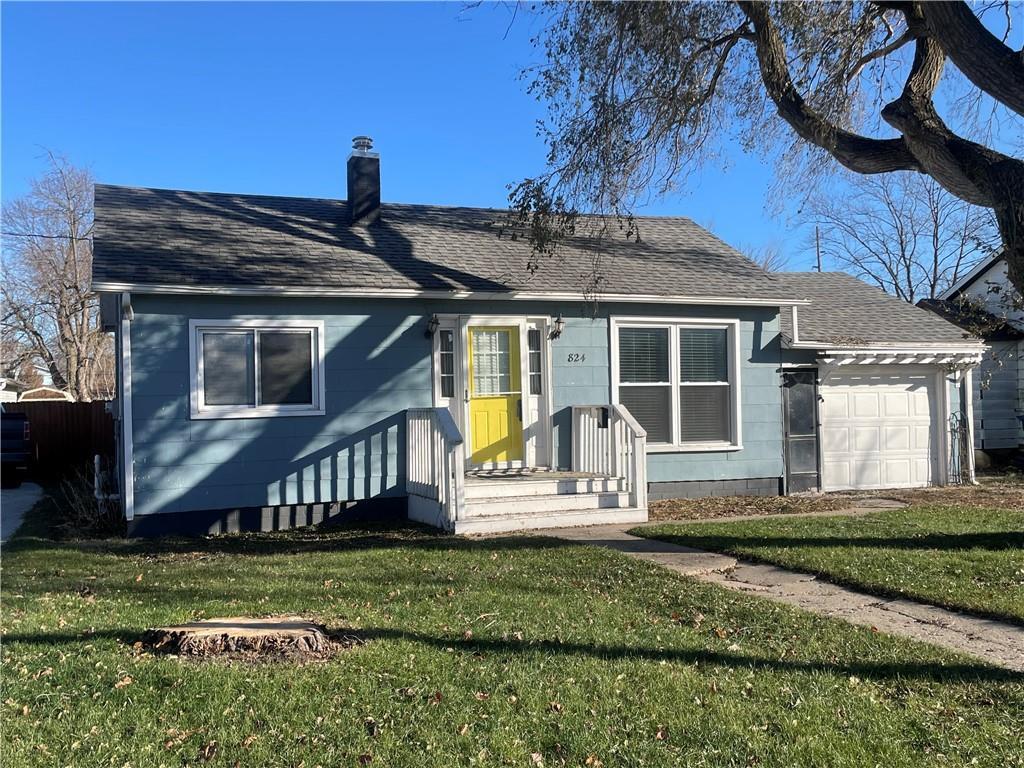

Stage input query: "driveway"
[{"left": 1, "top": 483, "right": 43, "bottom": 542}]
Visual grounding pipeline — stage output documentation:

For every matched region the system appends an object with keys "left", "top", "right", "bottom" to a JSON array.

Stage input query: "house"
[
  {"left": 0, "top": 378, "right": 29, "bottom": 402},
  {"left": 920, "top": 251, "right": 1023, "bottom": 459},
  {"left": 91, "top": 138, "right": 986, "bottom": 536}
]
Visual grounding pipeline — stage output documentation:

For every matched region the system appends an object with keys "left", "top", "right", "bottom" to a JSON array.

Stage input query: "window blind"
[
  {"left": 679, "top": 386, "right": 730, "bottom": 442},
  {"left": 680, "top": 327, "right": 728, "bottom": 382},
  {"left": 619, "top": 327, "right": 669, "bottom": 383},
  {"left": 619, "top": 386, "right": 671, "bottom": 443}
]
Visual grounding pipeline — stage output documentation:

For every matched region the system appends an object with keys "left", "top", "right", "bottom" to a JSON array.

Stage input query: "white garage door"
[{"left": 820, "top": 369, "right": 939, "bottom": 491}]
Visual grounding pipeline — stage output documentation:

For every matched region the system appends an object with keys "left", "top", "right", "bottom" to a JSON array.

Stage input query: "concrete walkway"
[
  {"left": 1, "top": 482, "right": 43, "bottom": 543},
  {"left": 548, "top": 523, "right": 1024, "bottom": 672}
]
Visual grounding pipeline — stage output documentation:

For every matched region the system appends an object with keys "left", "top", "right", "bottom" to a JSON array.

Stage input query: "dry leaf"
[
  {"left": 530, "top": 753, "right": 544, "bottom": 766},
  {"left": 458, "top": 724, "right": 469, "bottom": 736},
  {"left": 197, "top": 740, "right": 217, "bottom": 761},
  {"left": 135, "top": 574, "right": 143, "bottom": 582},
  {"left": 474, "top": 691, "right": 490, "bottom": 701},
  {"left": 655, "top": 725, "right": 669, "bottom": 741},
  {"left": 114, "top": 675, "right": 133, "bottom": 689},
  {"left": 548, "top": 702, "right": 563, "bottom": 713}
]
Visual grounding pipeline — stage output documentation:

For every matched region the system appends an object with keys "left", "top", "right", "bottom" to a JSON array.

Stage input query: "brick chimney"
[{"left": 347, "top": 135, "right": 380, "bottom": 226}]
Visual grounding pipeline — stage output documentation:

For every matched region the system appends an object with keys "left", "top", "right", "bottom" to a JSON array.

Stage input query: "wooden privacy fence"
[{"left": 5, "top": 401, "right": 115, "bottom": 481}]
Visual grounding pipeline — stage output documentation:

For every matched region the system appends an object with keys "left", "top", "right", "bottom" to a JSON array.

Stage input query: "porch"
[{"left": 406, "top": 405, "right": 649, "bottom": 534}]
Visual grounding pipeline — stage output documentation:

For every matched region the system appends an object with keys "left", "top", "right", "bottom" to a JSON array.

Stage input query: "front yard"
[
  {"left": 3, "top": 509, "right": 1023, "bottom": 767},
  {"left": 636, "top": 504, "right": 1024, "bottom": 625}
]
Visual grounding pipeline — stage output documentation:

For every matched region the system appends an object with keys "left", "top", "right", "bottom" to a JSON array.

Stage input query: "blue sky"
[{"left": 4, "top": 2, "right": 832, "bottom": 269}]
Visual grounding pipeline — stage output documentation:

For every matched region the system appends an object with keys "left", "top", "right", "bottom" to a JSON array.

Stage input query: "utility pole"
[{"left": 815, "top": 225, "right": 822, "bottom": 272}]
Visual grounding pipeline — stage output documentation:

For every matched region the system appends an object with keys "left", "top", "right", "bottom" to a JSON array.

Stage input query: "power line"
[{"left": 1, "top": 231, "right": 90, "bottom": 240}]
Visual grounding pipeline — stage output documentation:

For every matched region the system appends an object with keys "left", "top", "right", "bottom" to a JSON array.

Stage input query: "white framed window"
[
  {"left": 189, "top": 319, "right": 326, "bottom": 419},
  {"left": 611, "top": 317, "right": 741, "bottom": 451}
]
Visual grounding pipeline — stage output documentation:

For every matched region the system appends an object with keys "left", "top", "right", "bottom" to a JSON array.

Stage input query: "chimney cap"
[{"left": 352, "top": 135, "right": 374, "bottom": 152}]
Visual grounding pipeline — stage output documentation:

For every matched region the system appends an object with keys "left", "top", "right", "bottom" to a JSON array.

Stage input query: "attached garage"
[
  {"left": 819, "top": 368, "right": 939, "bottom": 491},
  {"left": 776, "top": 272, "right": 988, "bottom": 494}
]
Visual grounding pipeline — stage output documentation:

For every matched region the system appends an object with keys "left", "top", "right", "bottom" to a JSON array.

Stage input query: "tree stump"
[{"left": 143, "top": 616, "right": 358, "bottom": 662}]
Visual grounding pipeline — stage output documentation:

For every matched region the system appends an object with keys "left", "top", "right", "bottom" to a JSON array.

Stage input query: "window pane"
[
  {"left": 619, "top": 327, "right": 669, "bottom": 383},
  {"left": 527, "top": 328, "right": 541, "bottom": 353},
  {"left": 259, "top": 331, "right": 313, "bottom": 405},
  {"left": 679, "top": 386, "right": 730, "bottom": 442},
  {"left": 472, "top": 330, "right": 512, "bottom": 395},
  {"left": 618, "top": 386, "right": 671, "bottom": 443},
  {"left": 788, "top": 437, "right": 818, "bottom": 474},
  {"left": 680, "top": 328, "right": 728, "bottom": 382},
  {"left": 202, "top": 332, "right": 255, "bottom": 406},
  {"left": 527, "top": 330, "right": 542, "bottom": 395},
  {"left": 785, "top": 371, "right": 817, "bottom": 436},
  {"left": 439, "top": 330, "right": 455, "bottom": 398}
]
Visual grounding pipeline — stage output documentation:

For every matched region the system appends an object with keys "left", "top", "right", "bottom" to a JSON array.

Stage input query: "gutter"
[{"left": 91, "top": 281, "right": 811, "bottom": 307}]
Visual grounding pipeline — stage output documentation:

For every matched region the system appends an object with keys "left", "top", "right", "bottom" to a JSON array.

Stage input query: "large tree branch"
[
  {"left": 737, "top": 1, "right": 921, "bottom": 175},
  {"left": 919, "top": 0, "right": 1024, "bottom": 117}
]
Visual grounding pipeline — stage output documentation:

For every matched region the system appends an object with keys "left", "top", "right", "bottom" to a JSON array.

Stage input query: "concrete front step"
[
  {"left": 465, "top": 491, "right": 630, "bottom": 518},
  {"left": 465, "top": 476, "right": 625, "bottom": 499},
  {"left": 453, "top": 506, "right": 648, "bottom": 535}
]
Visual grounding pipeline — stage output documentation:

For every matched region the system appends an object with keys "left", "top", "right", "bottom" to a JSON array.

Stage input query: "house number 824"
[{"left": 567, "top": 353, "right": 586, "bottom": 363}]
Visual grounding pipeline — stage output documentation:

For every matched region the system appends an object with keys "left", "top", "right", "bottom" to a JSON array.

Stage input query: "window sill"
[
  {"left": 190, "top": 407, "right": 325, "bottom": 421},
  {"left": 646, "top": 442, "right": 743, "bottom": 454}
]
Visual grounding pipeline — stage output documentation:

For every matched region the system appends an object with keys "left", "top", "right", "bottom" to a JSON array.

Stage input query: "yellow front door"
[{"left": 468, "top": 326, "right": 524, "bottom": 464}]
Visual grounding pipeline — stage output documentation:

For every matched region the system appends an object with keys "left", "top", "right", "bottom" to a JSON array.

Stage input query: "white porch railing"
[
  {"left": 406, "top": 407, "right": 466, "bottom": 530},
  {"left": 571, "top": 404, "right": 648, "bottom": 509}
]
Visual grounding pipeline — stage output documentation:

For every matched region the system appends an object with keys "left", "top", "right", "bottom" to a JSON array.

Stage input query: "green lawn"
[
  {"left": 2, "top": 517, "right": 1023, "bottom": 768},
  {"left": 635, "top": 506, "right": 1024, "bottom": 625}
]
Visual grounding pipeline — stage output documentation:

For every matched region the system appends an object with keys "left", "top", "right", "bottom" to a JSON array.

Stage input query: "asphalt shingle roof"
[
  {"left": 91, "top": 184, "right": 790, "bottom": 300},
  {"left": 776, "top": 272, "right": 980, "bottom": 347}
]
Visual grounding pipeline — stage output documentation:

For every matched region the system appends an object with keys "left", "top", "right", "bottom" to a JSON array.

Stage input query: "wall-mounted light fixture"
[
  {"left": 550, "top": 314, "right": 565, "bottom": 339},
  {"left": 425, "top": 314, "right": 440, "bottom": 338}
]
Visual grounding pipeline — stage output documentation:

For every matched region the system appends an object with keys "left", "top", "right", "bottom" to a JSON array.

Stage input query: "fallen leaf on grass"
[
  {"left": 197, "top": 740, "right": 217, "bottom": 761},
  {"left": 655, "top": 725, "right": 669, "bottom": 741},
  {"left": 114, "top": 675, "right": 133, "bottom": 689}
]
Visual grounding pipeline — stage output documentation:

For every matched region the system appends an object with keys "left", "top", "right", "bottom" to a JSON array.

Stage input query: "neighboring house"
[
  {"left": 0, "top": 378, "right": 29, "bottom": 402},
  {"left": 920, "top": 252, "right": 1023, "bottom": 457},
  {"left": 91, "top": 138, "right": 985, "bottom": 536},
  {"left": 18, "top": 386, "right": 74, "bottom": 402}
]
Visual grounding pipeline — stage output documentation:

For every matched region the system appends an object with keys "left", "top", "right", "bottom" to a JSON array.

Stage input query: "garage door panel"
[
  {"left": 822, "top": 396, "right": 849, "bottom": 419},
  {"left": 821, "top": 426, "right": 849, "bottom": 453},
  {"left": 852, "top": 460, "right": 881, "bottom": 487},
  {"left": 883, "top": 393, "right": 909, "bottom": 417},
  {"left": 820, "top": 369, "right": 938, "bottom": 491},
  {"left": 852, "top": 393, "right": 879, "bottom": 418},
  {"left": 884, "top": 425, "right": 910, "bottom": 450},
  {"left": 853, "top": 426, "right": 880, "bottom": 452},
  {"left": 883, "top": 459, "right": 911, "bottom": 485},
  {"left": 822, "top": 462, "right": 850, "bottom": 489}
]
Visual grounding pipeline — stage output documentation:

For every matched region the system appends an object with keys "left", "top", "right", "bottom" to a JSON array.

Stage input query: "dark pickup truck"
[{"left": 1, "top": 408, "right": 31, "bottom": 488}]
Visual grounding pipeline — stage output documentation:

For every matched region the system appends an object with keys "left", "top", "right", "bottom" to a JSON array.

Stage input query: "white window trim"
[
  {"left": 188, "top": 318, "right": 326, "bottom": 420},
  {"left": 610, "top": 316, "right": 742, "bottom": 452}
]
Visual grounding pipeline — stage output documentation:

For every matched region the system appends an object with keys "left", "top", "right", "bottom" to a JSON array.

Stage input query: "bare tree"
[
  {"left": 1, "top": 154, "right": 114, "bottom": 401},
  {"left": 510, "top": 2, "right": 1024, "bottom": 289},
  {"left": 744, "top": 244, "right": 789, "bottom": 273},
  {"left": 809, "top": 172, "right": 998, "bottom": 302}
]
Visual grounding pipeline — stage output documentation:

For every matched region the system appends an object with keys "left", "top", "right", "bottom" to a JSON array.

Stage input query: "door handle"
[{"left": 464, "top": 388, "right": 469, "bottom": 403}]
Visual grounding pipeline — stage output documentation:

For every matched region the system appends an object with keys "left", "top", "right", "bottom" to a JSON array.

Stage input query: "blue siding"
[{"left": 127, "top": 295, "right": 784, "bottom": 516}]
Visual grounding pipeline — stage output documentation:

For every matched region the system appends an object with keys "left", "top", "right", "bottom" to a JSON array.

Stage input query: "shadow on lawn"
[
  {"left": 3, "top": 521, "right": 576, "bottom": 558},
  {"left": 642, "top": 530, "right": 1024, "bottom": 552},
  {"left": 3, "top": 625, "right": 1019, "bottom": 685}
]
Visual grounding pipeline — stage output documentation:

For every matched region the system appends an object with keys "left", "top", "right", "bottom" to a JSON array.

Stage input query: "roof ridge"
[{"left": 94, "top": 183, "right": 703, "bottom": 222}]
